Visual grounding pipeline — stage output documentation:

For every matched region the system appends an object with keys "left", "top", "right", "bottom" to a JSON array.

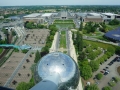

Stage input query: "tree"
[
  {"left": 96, "top": 73, "right": 103, "bottom": 80},
  {"left": 12, "top": 30, "right": 16, "bottom": 36},
  {"left": 85, "top": 84, "right": 99, "bottom": 90},
  {"left": 16, "top": 82, "right": 34, "bottom": 90},
  {"left": 85, "top": 47, "right": 92, "bottom": 53},
  {"left": 16, "top": 82, "right": 28, "bottom": 90},
  {"left": 107, "top": 46, "right": 115, "bottom": 54},
  {"left": 89, "top": 61, "right": 99, "bottom": 72},
  {"left": 109, "top": 19, "right": 119, "bottom": 25},
  {"left": 102, "top": 86, "right": 111, "bottom": 90},
  {"left": 88, "top": 52, "right": 96, "bottom": 60},
  {"left": 34, "top": 50, "right": 41, "bottom": 63},
  {"left": 115, "top": 46, "right": 120, "bottom": 55},
  {"left": 80, "top": 65, "right": 92, "bottom": 80},
  {"left": 78, "top": 51, "right": 86, "bottom": 61},
  {"left": 22, "top": 49, "right": 29, "bottom": 53},
  {"left": 79, "top": 22, "right": 83, "bottom": 31}
]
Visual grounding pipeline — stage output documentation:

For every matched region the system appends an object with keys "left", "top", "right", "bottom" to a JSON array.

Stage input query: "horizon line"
[{"left": 0, "top": 4, "right": 120, "bottom": 7}]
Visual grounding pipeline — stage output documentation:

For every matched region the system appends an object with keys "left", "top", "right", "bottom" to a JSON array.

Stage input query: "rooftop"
[
  {"left": 24, "top": 13, "right": 41, "bottom": 18},
  {"left": 88, "top": 13, "right": 101, "bottom": 16},
  {"left": 102, "top": 13, "right": 118, "bottom": 16},
  {"left": 41, "top": 13, "right": 53, "bottom": 17}
]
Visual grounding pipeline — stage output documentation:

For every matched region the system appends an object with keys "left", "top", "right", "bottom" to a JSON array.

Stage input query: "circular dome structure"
[
  {"left": 34, "top": 52, "right": 80, "bottom": 90},
  {"left": 104, "top": 27, "right": 120, "bottom": 41}
]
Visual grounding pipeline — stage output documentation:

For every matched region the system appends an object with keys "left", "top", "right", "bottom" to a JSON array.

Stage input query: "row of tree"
[
  {"left": 24, "top": 21, "right": 46, "bottom": 29},
  {"left": 72, "top": 31, "right": 83, "bottom": 54},
  {"left": 34, "top": 25, "right": 58, "bottom": 63},
  {"left": 83, "top": 22, "right": 99, "bottom": 33},
  {"left": 109, "top": 19, "right": 119, "bottom": 25}
]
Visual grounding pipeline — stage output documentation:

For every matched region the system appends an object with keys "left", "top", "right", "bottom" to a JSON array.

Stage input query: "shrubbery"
[{"left": 96, "top": 73, "right": 103, "bottom": 80}]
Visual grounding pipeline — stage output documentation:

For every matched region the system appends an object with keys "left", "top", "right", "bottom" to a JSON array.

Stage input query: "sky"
[{"left": 0, "top": 0, "right": 120, "bottom": 6}]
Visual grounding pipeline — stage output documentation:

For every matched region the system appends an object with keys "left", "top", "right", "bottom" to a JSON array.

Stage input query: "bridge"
[{"left": 0, "top": 44, "right": 31, "bottom": 50}]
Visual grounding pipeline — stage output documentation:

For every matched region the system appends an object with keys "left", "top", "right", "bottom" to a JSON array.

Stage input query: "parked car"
[
  {"left": 100, "top": 71, "right": 104, "bottom": 73},
  {"left": 108, "top": 63, "right": 112, "bottom": 66},
  {"left": 104, "top": 72, "right": 108, "bottom": 75},
  {"left": 103, "top": 69, "right": 106, "bottom": 71},
  {"left": 106, "top": 67, "right": 109, "bottom": 69}
]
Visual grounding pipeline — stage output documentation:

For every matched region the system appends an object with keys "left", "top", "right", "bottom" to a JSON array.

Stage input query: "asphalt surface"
[{"left": 93, "top": 54, "right": 120, "bottom": 90}]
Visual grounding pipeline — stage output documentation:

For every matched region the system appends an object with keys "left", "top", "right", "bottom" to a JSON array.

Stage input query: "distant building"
[
  {"left": 54, "top": 11, "right": 73, "bottom": 19},
  {"left": 77, "top": 13, "right": 103, "bottom": 23},
  {"left": 0, "top": 16, "right": 4, "bottom": 19},
  {"left": 8, "top": 16, "right": 20, "bottom": 21},
  {"left": 101, "top": 13, "right": 120, "bottom": 22},
  {"left": 23, "top": 13, "right": 45, "bottom": 24}
]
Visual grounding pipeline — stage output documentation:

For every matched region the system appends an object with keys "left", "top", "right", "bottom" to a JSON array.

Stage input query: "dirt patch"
[
  {"left": 82, "top": 77, "right": 95, "bottom": 86},
  {"left": 117, "top": 66, "right": 120, "bottom": 75}
]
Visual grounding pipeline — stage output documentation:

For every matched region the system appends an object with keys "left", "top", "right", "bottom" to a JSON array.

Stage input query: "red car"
[{"left": 100, "top": 71, "right": 104, "bottom": 73}]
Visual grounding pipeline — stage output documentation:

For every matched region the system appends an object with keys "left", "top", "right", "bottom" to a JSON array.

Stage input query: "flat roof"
[
  {"left": 41, "top": 13, "right": 53, "bottom": 17},
  {"left": 105, "top": 27, "right": 120, "bottom": 41},
  {"left": 102, "top": 13, "right": 118, "bottom": 16},
  {"left": 24, "top": 13, "right": 41, "bottom": 18},
  {"left": 88, "top": 13, "right": 101, "bottom": 16}
]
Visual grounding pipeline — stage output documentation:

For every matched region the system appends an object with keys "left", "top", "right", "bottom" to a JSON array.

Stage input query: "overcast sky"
[{"left": 0, "top": 0, "right": 120, "bottom": 6}]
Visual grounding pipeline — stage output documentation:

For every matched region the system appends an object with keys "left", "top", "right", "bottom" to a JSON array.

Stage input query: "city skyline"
[{"left": 0, "top": 0, "right": 120, "bottom": 6}]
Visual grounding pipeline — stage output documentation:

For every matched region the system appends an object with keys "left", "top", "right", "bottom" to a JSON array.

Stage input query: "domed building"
[{"left": 31, "top": 52, "right": 80, "bottom": 90}]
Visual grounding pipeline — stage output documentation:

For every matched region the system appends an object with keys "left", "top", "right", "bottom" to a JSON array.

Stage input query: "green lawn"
[
  {"left": 54, "top": 23, "right": 75, "bottom": 29},
  {"left": 84, "top": 40, "right": 114, "bottom": 49},
  {"left": 106, "top": 24, "right": 120, "bottom": 31},
  {"left": 60, "top": 31, "right": 66, "bottom": 48},
  {"left": 0, "top": 48, "right": 3, "bottom": 54},
  {"left": 54, "top": 20, "right": 74, "bottom": 23}
]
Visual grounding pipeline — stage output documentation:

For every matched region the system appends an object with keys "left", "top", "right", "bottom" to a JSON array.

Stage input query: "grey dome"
[{"left": 34, "top": 52, "right": 80, "bottom": 90}]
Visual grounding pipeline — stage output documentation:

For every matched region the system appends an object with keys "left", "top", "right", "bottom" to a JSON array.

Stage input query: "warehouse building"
[{"left": 23, "top": 13, "right": 45, "bottom": 24}]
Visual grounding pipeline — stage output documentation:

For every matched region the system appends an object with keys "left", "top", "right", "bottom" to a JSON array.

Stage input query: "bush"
[
  {"left": 102, "top": 86, "right": 111, "bottom": 90},
  {"left": 96, "top": 73, "right": 103, "bottom": 80},
  {"left": 113, "top": 77, "right": 120, "bottom": 83},
  {"left": 109, "top": 19, "right": 119, "bottom": 25},
  {"left": 14, "top": 48, "right": 19, "bottom": 52},
  {"left": 22, "top": 49, "right": 29, "bottom": 53},
  {"left": 108, "top": 81, "right": 116, "bottom": 87}
]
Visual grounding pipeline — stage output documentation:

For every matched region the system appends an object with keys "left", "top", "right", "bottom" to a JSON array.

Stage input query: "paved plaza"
[
  {"left": 20, "top": 29, "right": 49, "bottom": 47},
  {"left": 0, "top": 52, "right": 25, "bottom": 86}
]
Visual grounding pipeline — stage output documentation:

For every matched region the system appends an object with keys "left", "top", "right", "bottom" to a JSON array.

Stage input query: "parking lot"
[
  {"left": 93, "top": 54, "right": 120, "bottom": 90},
  {"left": 19, "top": 29, "right": 49, "bottom": 48}
]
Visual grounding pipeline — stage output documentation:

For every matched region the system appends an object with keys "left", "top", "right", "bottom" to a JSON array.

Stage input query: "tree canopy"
[
  {"left": 34, "top": 50, "right": 41, "bottom": 63},
  {"left": 89, "top": 61, "right": 99, "bottom": 72},
  {"left": 85, "top": 84, "right": 99, "bottom": 90},
  {"left": 102, "top": 86, "right": 111, "bottom": 90},
  {"left": 80, "top": 65, "right": 92, "bottom": 80}
]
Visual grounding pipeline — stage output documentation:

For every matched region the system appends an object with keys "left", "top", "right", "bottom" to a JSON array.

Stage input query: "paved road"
[
  {"left": 56, "top": 31, "right": 60, "bottom": 51},
  {"left": 83, "top": 36, "right": 119, "bottom": 46},
  {"left": 66, "top": 30, "right": 70, "bottom": 55}
]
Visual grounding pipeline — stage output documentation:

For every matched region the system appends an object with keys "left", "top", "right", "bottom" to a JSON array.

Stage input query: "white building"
[
  {"left": 23, "top": 13, "right": 44, "bottom": 24},
  {"left": 101, "top": 13, "right": 120, "bottom": 21}
]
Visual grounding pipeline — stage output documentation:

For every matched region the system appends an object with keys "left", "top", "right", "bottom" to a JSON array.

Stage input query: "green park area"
[
  {"left": 53, "top": 20, "right": 75, "bottom": 29},
  {"left": 54, "top": 23, "right": 75, "bottom": 29},
  {"left": 54, "top": 20, "right": 74, "bottom": 23},
  {"left": 60, "top": 31, "right": 66, "bottom": 48}
]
